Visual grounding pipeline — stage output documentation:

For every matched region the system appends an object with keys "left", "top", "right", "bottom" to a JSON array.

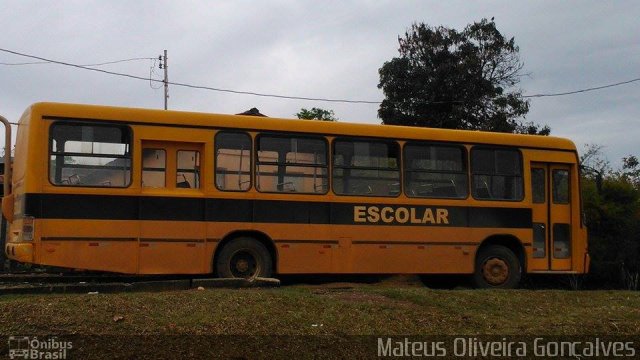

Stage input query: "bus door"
[{"left": 530, "top": 163, "right": 572, "bottom": 271}]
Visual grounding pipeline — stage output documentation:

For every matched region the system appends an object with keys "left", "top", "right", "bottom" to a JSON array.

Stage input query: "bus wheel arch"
[
  {"left": 473, "top": 235, "right": 526, "bottom": 289},
  {"left": 213, "top": 231, "right": 277, "bottom": 278}
]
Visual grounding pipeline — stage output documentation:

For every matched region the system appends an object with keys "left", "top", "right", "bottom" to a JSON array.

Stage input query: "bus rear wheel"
[
  {"left": 472, "top": 245, "right": 521, "bottom": 289},
  {"left": 216, "top": 237, "right": 273, "bottom": 279}
]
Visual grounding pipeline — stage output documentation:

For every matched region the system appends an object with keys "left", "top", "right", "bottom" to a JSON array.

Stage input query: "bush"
[{"left": 583, "top": 175, "right": 640, "bottom": 288}]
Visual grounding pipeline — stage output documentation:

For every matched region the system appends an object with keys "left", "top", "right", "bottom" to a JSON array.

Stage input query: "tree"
[
  {"left": 580, "top": 145, "right": 640, "bottom": 288},
  {"left": 378, "top": 19, "right": 549, "bottom": 135},
  {"left": 295, "top": 107, "right": 338, "bottom": 121},
  {"left": 620, "top": 155, "right": 640, "bottom": 189},
  {"left": 580, "top": 144, "right": 611, "bottom": 193}
]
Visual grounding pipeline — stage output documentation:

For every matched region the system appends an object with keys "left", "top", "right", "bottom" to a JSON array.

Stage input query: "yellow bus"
[{"left": 2, "top": 102, "right": 589, "bottom": 288}]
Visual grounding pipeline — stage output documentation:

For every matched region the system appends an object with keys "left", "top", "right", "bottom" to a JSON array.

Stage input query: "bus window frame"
[
  {"left": 48, "top": 120, "right": 133, "bottom": 189},
  {"left": 470, "top": 145, "right": 524, "bottom": 202},
  {"left": 403, "top": 141, "right": 469, "bottom": 200},
  {"left": 214, "top": 130, "right": 253, "bottom": 193},
  {"left": 142, "top": 148, "right": 167, "bottom": 188},
  {"left": 332, "top": 136, "right": 402, "bottom": 198},
  {"left": 176, "top": 149, "right": 201, "bottom": 189},
  {"left": 254, "top": 132, "right": 329, "bottom": 195}
]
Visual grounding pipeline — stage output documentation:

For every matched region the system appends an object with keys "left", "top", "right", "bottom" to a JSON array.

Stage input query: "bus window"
[
  {"left": 177, "top": 150, "right": 200, "bottom": 188},
  {"left": 333, "top": 139, "right": 400, "bottom": 197},
  {"left": 215, "top": 132, "right": 251, "bottom": 191},
  {"left": 471, "top": 147, "right": 523, "bottom": 201},
  {"left": 49, "top": 123, "right": 131, "bottom": 187},
  {"left": 553, "top": 223, "right": 571, "bottom": 258},
  {"left": 552, "top": 169, "right": 570, "bottom": 204},
  {"left": 256, "top": 135, "right": 327, "bottom": 194},
  {"left": 531, "top": 167, "right": 546, "bottom": 203},
  {"left": 404, "top": 143, "right": 467, "bottom": 198},
  {"left": 533, "top": 223, "right": 546, "bottom": 258},
  {"left": 142, "top": 149, "right": 166, "bottom": 188}
]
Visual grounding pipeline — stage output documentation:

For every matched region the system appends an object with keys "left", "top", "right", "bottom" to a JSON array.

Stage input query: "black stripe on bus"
[{"left": 23, "top": 193, "right": 532, "bottom": 228}]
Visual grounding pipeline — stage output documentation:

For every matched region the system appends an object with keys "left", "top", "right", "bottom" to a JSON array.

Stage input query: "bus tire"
[
  {"left": 216, "top": 237, "right": 273, "bottom": 279},
  {"left": 472, "top": 245, "right": 521, "bottom": 289}
]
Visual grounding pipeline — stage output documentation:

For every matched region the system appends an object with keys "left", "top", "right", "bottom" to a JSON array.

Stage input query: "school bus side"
[{"left": 4, "top": 103, "right": 588, "bottom": 287}]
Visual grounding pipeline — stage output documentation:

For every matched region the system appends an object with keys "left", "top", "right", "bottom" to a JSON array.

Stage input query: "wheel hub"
[
  {"left": 236, "top": 259, "right": 249, "bottom": 273},
  {"left": 482, "top": 258, "right": 509, "bottom": 285},
  {"left": 229, "top": 250, "right": 260, "bottom": 278}
]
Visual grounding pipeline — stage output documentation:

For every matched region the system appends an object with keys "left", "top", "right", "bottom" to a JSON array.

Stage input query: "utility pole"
[{"left": 159, "top": 50, "right": 169, "bottom": 110}]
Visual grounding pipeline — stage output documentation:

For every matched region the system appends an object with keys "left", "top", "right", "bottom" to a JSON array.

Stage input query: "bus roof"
[{"left": 25, "top": 102, "right": 577, "bottom": 151}]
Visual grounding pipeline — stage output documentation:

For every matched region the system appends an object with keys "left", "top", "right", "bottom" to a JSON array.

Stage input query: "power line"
[
  {"left": 523, "top": 77, "right": 640, "bottom": 98},
  {"left": 0, "top": 47, "right": 163, "bottom": 84},
  {"left": 0, "top": 48, "right": 379, "bottom": 104},
  {"left": 81, "top": 57, "right": 156, "bottom": 67},
  {"left": 0, "top": 47, "right": 638, "bottom": 105},
  {"left": 0, "top": 61, "right": 48, "bottom": 66},
  {"left": 0, "top": 57, "right": 155, "bottom": 67}
]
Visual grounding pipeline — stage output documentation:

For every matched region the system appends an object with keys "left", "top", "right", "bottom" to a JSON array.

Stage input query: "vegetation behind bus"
[
  {"left": 295, "top": 107, "right": 338, "bottom": 122},
  {"left": 581, "top": 149, "right": 640, "bottom": 290}
]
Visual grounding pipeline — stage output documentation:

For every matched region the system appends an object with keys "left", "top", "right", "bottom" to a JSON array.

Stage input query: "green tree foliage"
[
  {"left": 295, "top": 108, "right": 338, "bottom": 121},
  {"left": 620, "top": 155, "right": 640, "bottom": 188},
  {"left": 581, "top": 147, "right": 640, "bottom": 288},
  {"left": 378, "top": 19, "right": 549, "bottom": 135}
]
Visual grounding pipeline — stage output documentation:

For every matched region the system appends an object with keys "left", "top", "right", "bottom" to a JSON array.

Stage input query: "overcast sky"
[{"left": 1, "top": 0, "right": 638, "bottom": 166}]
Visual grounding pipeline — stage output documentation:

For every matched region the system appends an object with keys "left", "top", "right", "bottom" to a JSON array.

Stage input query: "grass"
[{"left": 1, "top": 280, "right": 639, "bottom": 336}]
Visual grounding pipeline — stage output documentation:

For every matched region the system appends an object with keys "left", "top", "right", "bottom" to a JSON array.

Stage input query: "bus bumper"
[{"left": 5, "top": 242, "right": 33, "bottom": 263}]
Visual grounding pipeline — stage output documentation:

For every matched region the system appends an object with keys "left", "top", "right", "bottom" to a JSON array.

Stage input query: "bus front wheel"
[
  {"left": 215, "top": 237, "right": 273, "bottom": 279},
  {"left": 472, "top": 245, "right": 521, "bottom": 289}
]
